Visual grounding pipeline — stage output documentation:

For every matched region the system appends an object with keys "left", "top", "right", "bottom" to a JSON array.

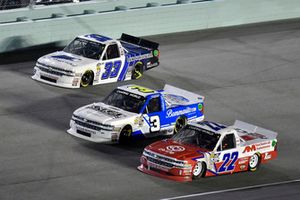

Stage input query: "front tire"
[
  {"left": 118, "top": 126, "right": 132, "bottom": 144},
  {"left": 249, "top": 153, "right": 261, "bottom": 172},
  {"left": 192, "top": 161, "right": 206, "bottom": 179},
  {"left": 80, "top": 70, "right": 94, "bottom": 87}
]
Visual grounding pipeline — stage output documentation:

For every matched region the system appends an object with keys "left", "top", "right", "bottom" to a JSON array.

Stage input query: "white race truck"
[{"left": 32, "top": 33, "right": 159, "bottom": 88}]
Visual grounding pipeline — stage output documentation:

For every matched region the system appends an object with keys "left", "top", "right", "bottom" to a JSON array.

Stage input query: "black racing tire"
[
  {"left": 249, "top": 153, "right": 261, "bottom": 172},
  {"left": 80, "top": 70, "right": 94, "bottom": 87},
  {"left": 174, "top": 116, "right": 187, "bottom": 134},
  {"left": 118, "top": 125, "right": 133, "bottom": 144},
  {"left": 192, "top": 161, "right": 206, "bottom": 179},
  {"left": 131, "top": 63, "right": 144, "bottom": 80}
]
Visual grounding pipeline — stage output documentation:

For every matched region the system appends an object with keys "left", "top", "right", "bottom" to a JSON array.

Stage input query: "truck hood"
[
  {"left": 146, "top": 139, "right": 208, "bottom": 160},
  {"left": 37, "top": 51, "right": 97, "bottom": 71},
  {"left": 73, "top": 102, "right": 138, "bottom": 126}
]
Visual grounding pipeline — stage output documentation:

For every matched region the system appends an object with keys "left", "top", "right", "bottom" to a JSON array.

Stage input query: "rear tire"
[
  {"left": 80, "top": 70, "right": 94, "bottom": 87},
  {"left": 131, "top": 63, "right": 144, "bottom": 80},
  {"left": 174, "top": 116, "right": 187, "bottom": 134},
  {"left": 249, "top": 153, "right": 261, "bottom": 172},
  {"left": 118, "top": 126, "right": 132, "bottom": 144},
  {"left": 192, "top": 161, "right": 206, "bottom": 179}
]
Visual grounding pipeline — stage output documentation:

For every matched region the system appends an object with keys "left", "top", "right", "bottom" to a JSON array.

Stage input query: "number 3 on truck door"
[{"left": 150, "top": 116, "right": 160, "bottom": 132}]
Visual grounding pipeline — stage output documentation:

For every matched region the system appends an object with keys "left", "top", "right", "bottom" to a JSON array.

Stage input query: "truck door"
[
  {"left": 98, "top": 43, "right": 125, "bottom": 83},
  {"left": 214, "top": 133, "right": 239, "bottom": 174},
  {"left": 142, "top": 96, "right": 165, "bottom": 134}
]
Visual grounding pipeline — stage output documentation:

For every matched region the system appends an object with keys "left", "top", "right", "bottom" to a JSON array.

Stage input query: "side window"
[
  {"left": 104, "top": 44, "right": 120, "bottom": 60},
  {"left": 147, "top": 97, "right": 161, "bottom": 113},
  {"left": 221, "top": 134, "right": 236, "bottom": 150}
]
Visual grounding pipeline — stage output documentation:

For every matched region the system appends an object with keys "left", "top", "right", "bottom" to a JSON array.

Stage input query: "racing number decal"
[
  {"left": 101, "top": 61, "right": 122, "bottom": 79},
  {"left": 129, "top": 85, "right": 155, "bottom": 93},
  {"left": 203, "top": 121, "right": 227, "bottom": 131},
  {"left": 150, "top": 116, "right": 160, "bottom": 132},
  {"left": 218, "top": 152, "right": 239, "bottom": 172}
]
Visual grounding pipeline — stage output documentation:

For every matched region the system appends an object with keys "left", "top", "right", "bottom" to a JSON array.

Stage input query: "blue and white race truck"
[
  {"left": 32, "top": 33, "right": 159, "bottom": 88},
  {"left": 67, "top": 85, "right": 205, "bottom": 143}
]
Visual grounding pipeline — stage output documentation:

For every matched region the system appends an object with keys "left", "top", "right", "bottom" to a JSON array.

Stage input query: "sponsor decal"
[
  {"left": 166, "top": 107, "right": 196, "bottom": 118},
  {"left": 210, "top": 152, "right": 220, "bottom": 162},
  {"left": 76, "top": 126, "right": 95, "bottom": 135},
  {"left": 238, "top": 157, "right": 248, "bottom": 165},
  {"left": 272, "top": 140, "right": 277, "bottom": 147},
  {"left": 89, "top": 104, "right": 124, "bottom": 118},
  {"left": 164, "top": 94, "right": 189, "bottom": 104},
  {"left": 128, "top": 53, "right": 152, "bottom": 62},
  {"left": 243, "top": 145, "right": 257, "bottom": 153},
  {"left": 166, "top": 145, "right": 185, "bottom": 152},
  {"left": 243, "top": 141, "right": 271, "bottom": 153},
  {"left": 134, "top": 116, "right": 144, "bottom": 126},
  {"left": 51, "top": 55, "right": 81, "bottom": 62},
  {"left": 255, "top": 141, "right": 271, "bottom": 150},
  {"left": 116, "top": 89, "right": 144, "bottom": 99},
  {"left": 264, "top": 152, "right": 272, "bottom": 160},
  {"left": 159, "top": 145, "right": 185, "bottom": 154},
  {"left": 240, "top": 164, "right": 246, "bottom": 170},
  {"left": 198, "top": 103, "right": 203, "bottom": 111}
]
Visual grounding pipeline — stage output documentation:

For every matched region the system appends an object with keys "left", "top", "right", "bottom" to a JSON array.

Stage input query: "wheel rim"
[
  {"left": 133, "top": 69, "right": 142, "bottom": 79},
  {"left": 123, "top": 128, "right": 132, "bottom": 137},
  {"left": 249, "top": 154, "right": 259, "bottom": 168},
  {"left": 193, "top": 162, "right": 202, "bottom": 177},
  {"left": 175, "top": 118, "right": 185, "bottom": 133},
  {"left": 81, "top": 72, "right": 92, "bottom": 87}
]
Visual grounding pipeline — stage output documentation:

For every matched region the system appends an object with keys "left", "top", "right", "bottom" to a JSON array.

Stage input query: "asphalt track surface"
[{"left": 1, "top": 19, "right": 300, "bottom": 200}]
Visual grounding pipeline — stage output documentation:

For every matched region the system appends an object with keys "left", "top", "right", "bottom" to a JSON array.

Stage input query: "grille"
[
  {"left": 37, "top": 62, "right": 74, "bottom": 76},
  {"left": 41, "top": 75, "right": 57, "bottom": 83},
  {"left": 73, "top": 115, "right": 113, "bottom": 131},
  {"left": 144, "top": 150, "right": 185, "bottom": 165},
  {"left": 147, "top": 156, "right": 174, "bottom": 168},
  {"left": 74, "top": 119, "right": 102, "bottom": 131},
  {"left": 39, "top": 67, "right": 66, "bottom": 76}
]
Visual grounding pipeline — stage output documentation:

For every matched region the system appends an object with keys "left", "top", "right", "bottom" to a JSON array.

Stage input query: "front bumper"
[
  {"left": 138, "top": 155, "right": 193, "bottom": 182},
  {"left": 32, "top": 66, "right": 80, "bottom": 89},
  {"left": 67, "top": 119, "right": 118, "bottom": 143},
  {"left": 137, "top": 164, "right": 192, "bottom": 182}
]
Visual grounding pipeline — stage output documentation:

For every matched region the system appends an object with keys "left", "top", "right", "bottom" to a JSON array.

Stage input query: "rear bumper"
[{"left": 137, "top": 164, "right": 192, "bottom": 182}]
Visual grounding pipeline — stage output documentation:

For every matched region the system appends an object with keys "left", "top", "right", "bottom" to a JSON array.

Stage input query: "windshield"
[
  {"left": 172, "top": 125, "right": 221, "bottom": 151},
  {"left": 103, "top": 89, "right": 146, "bottom": 114},
  {"left": 63, "top": 38, "right": 105, "bottom": 60}
]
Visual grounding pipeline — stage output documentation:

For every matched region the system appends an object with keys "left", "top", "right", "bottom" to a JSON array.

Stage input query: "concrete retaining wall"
[{"left": 1, "top": 0, "right": 300, "bottom": 53}]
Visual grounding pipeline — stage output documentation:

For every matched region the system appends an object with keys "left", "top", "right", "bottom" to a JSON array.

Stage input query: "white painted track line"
[{"left": 161, "top": 179, "right": 300, "bottom": 200}]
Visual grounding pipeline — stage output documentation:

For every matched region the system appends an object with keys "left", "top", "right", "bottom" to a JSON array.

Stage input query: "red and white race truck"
[{"left": 138, "top": 120, "right": 278, "bottom": 182}]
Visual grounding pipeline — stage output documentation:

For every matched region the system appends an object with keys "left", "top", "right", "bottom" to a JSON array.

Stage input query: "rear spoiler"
[
  {"left": 163, "top": 84, "right": 204, "bottom": 106},
  {"left": 120, "top": 33, "right": 159, "bottom": 50},
  {"left": 234, "top": 120, "right": 278, "bottom": 139}
]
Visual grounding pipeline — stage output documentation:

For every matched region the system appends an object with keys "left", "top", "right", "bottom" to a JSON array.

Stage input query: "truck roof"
[
  {"left": 190, "top": 121, "right": 228, "bottom": 135},
  {"left": 189, "top": 120, "right": 277, "bottom": 144},
  {"left": 117, "top": 85, "right": 159, "bottom": 97},
  {"left": 78, "top": 34, "right": 114, "bottom": 44}
]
